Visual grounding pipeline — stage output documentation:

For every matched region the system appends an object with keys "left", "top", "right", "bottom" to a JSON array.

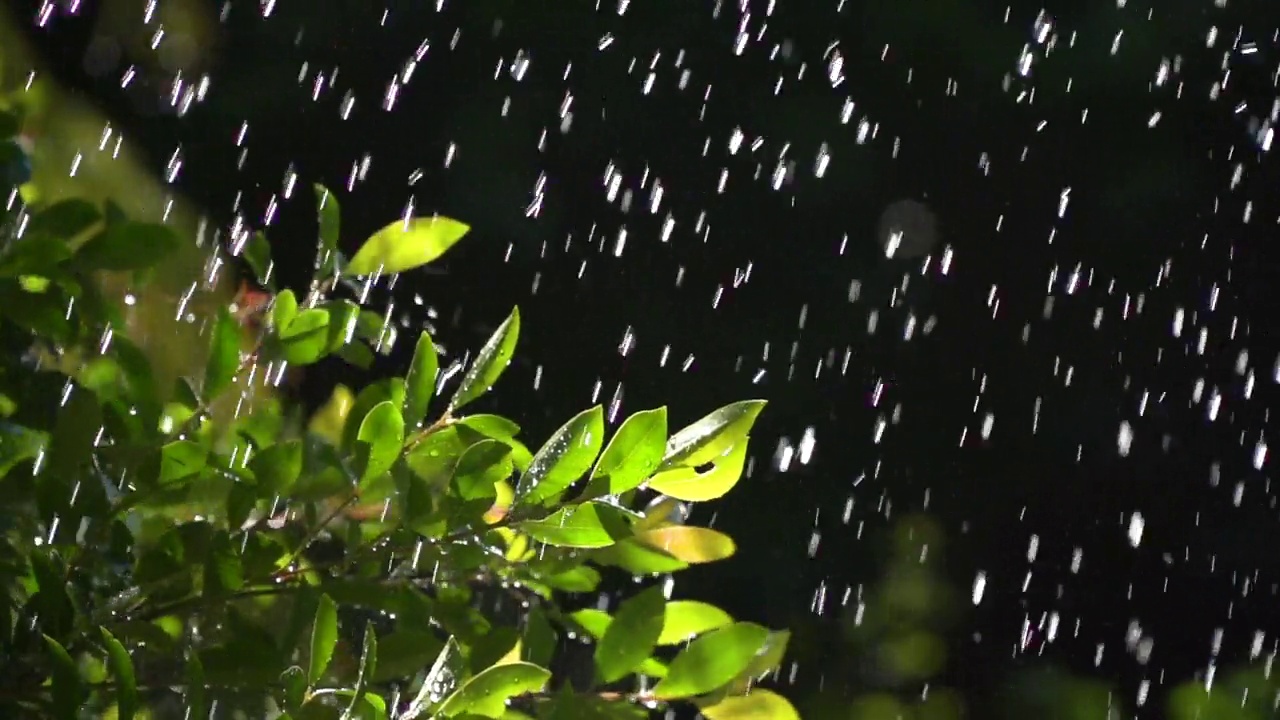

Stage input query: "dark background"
[{"left": 9, "top": 0, "right": 1280, "bottom": 716}]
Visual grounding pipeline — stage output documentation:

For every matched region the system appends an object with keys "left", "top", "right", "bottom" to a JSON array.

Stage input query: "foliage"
[{"left": 0, "top": 111, "right": 798, "bottom": 719}]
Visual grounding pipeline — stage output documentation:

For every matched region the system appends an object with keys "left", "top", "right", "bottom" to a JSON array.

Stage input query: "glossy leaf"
[
  {"left": 346, "top": 215, "right": 470, "bottom": 276},
  {"left": 279, "top": 308, "right": 332, "bottom": 365},
  {"left": 159, "top": 440, "right": 207, "bottom": 485},
  {"left": 404, "top": 330, "right": 439, "bottom": 427},
  {"left": 309, "top": 594, "right": 339, "bottom": 684},
  {"left": 101, "top": 628, "right": 138, "bottom": 720},
  {"left": 448, "top": 307, "right": 520, "bottom": 412},
  {"left": 436, "top": 661, "right": 550, "bottom": 718},
  {"left": 204, "top": 306, "right": 241, "bottom": 400},
  {"left": 74, "top": 222, "right": 180, "bottom": 271},
  {"left": 646, "top": 440, "right": 749, "bottom": 502},
  {"left": 696, "top": 689, "right": 801, "bottom": 720},
  {"left": 342, "top": 379, "right": 407, "bottom": 453},
  {"left": 519, "top": 502, "right": 631, "bottom": 548},
  {"left": 404, "top": 636, "right": 465, "bottom": 718},
  {"left": 273, "top": 288, "right": 300, "bottom": 329},
  {"left": 651, "top": 623, "right": 770, "bottom": 700},
  {"left": 661, "top": 400, "right": 766, "bottom": 470},
  {"left": 634, "top": 526, "right": 736, "bottom": 564},
  {"left": 345, "top": 622, "right": 378, "bottom": 719},
  {"left": 515, "top": 405, "right": 604, "bottom": 507},
  {"left": 583, "top": 407, "right": 667, "bottom": 499},
  {"left": 248, "top": 439, "right": 303, "bottom": 496},
  {"left": 596, "top": 586, "right": 666, "bottom": 683},
  {"left": 657, "top": 601, "right": 734, "bottom": 645},
  {"left": 356, "top": 401, "right": 405, "bottom": 484}
]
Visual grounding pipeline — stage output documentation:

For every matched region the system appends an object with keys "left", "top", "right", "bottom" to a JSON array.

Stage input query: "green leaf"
[
  {"left": 521, "top": 606, "right": 556, "bottom": 668},
  {"left": 733, "top": 630, "right": 790, "bottom": 684},
  {"left": 346, "top": 215, "right": 470, "bottom": 276},
  {"left": 569, "top": 609, "right": 612, "bottom": 639},
  {"left": 646, "top": 440, "right": 749, "bottom": 502},
  {"left": 44, "top": 634, "right": 86, "bottom": 720},
  {"left": 451, "top": 440, "right": 512, "bottom": 501},
  {"left": 204, "top": 306, "right": 242, "bottom": 400},
  {"left": 248, "top": 439, "right": 303, "bottom": 496},
  {"left": 447, "top": 307, "right": 520, "bottom": 413},
  {"left": 345, "top": 622, "right": 378, "bottom": 719},
  {"left": 372, "top": 630, "right": 443, "bottom": 683},
  {"left": 355, "top": 401, "right": 405, "bottom": 484},
  {"left": 696, "top": 689, "right": 801, "bottom": 720},
  {"left": 29, "top": 198, "right": 101, "bottom": 239},
  {"left": 404, "top": 331, "right": 439, "bottom": 428},
  {"left": 184, "top": 651, "right": 207, "bottom": 720},
  {"left": 315, "top": 184, "right": 341, "bottom": 260},
  {"left": 543, "top": 565, "right": 602, "bottom": 592},
  {"left": 342, "top": 379, "right": 406, "bottom": 453},
  {"left": 657, "top": 601, "right": 734, "bottom": 645},
  {"left": 593, "top": 539, "right": 689, "bottom": 575},
  {"left": 596, "top": 586, "right": 666, "bottom": 683},
  {"left": 309, "top": 593, "right": 338, "bottom": 684},
  {"left": 404, "top": 637, "right": 465, "bottom": 718},
  {"left": 456, "top": 414, "right": 520, "bottom": 439},
  {"left": 279, "top": 308, "right": 332, "bottom": 365},
  {"left": 515, "top": 405, "right": 605, "bottom": 507},
  {"left": 634, "top": 525, "right": 736, "bottom": 564},
  {"left": 242, "top": 230, "right": 274, "bottom": 287},
  {"left": 661, "top": 400, "right": 766, "bottom": 470},
  {"left": 651, "top": 623, "right": 770, "bottom": 700},
  {"left": 582, "top": 407, "right": 667, "bottom": 499},
  {"left": 100, "top": 628, "right": 138, "bottom": 720},
  {"left": 74, "top": 222, "right": 181, "bottom": 271},
  {"left": 519, "top": 502, "right": 631, "bottom": 548},
  {"left": 159, "top": 440, "right": 207, "bottom": 485},
  {"left": 437, "top": 662, "right": 550, "bottom": 718},
  {"left": 273, "top": 288, "right": 300, "bottom": 329},
  {"left": 322, "top": 299, "right": 361, "bottom": 352}
]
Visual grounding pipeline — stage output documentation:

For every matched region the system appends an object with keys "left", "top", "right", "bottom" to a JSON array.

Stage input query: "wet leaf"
[
  {"left": 596, "top": 586, "right": 666, "bottom": 683},
  {"left": 346, "top": 215, "right": 470, "bottom": 276},
  {"left": 404, "top": 330, "right": 439, "bottom": 428},
  {"left": 695, "top": 688, "right": 801, "bottom": 720},
  {"left": 404, "top": 637, "right": 465, "bottom": 718},
  {"left": 582, "top": 407, "right": 667, "bottom": 499},
  {"left": 315, "top": 184, "right": 341, "bottom": 261},
  {"left": 309, "top": 593, "right": 338, "bottom": 684},
  {"left": 661, "top": 400, "right": 766, "bottom": 470},
  {"left": 651, "top": 623, "right": 770, "bottom": 700},
  {"left": 373, "top": 630, "right": 443, "bottom": 683},
  {"left": 279, "top": 308, "right": 332, "bottom": 365},
  {"left": 321, "top": 298, "right": 360, "bottom": 352},
  {"left": 273, "top": 288, "right": 300, "bottom": 329},
  {"left": 593, "top": 538, "right": 689, "bottom": 575},
  {"left": 646, "top": 440, "right": 749, "bottom": 502},
  {"left": 451, "top": 439, "right": 512, "bottom": 501},
  {"left": 159, "top": 440, "right": 207, "bottom": 485},
  {"left": 436, "top": 661, "right": 550, "bottom": 717},
  {"left": 515, "top": 405, "right": 604, "bottom": 507},
  {"left": 355, "top": 401, "right": 405, "bottom": 484},
  {"left": 657, "top": 601, "right": 734, "bottom": 645},
  {"left": 74, "top": 222, "right": 180, "bottom": 271},
  {"left": 204, "top": 306, "right": 242, "bottom": 400},
  {"left": 100, "top": 628, "right": 138, "bottom": 720},
  {"left": 342, "top": 379, "right": 406, "bottom": 453},
  {"left": 248, "top": 439, "right": 303, "bottom": 496},
  {"left": 345, "top": 622, "right": 378, "bottom": 719},
  {"left": 634, "top": 526, "right": 735, "bottom": 564},
  {"left": 448, "top": 306, "right": 520, "bottom": 413},
  {"left": 519, "top": 502, "right": 631, "bottom": 548}
]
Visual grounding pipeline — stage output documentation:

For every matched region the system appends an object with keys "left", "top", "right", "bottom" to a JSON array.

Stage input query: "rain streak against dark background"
[{"left": 9, "top": 0, "right": 1280, "bottom": 716}]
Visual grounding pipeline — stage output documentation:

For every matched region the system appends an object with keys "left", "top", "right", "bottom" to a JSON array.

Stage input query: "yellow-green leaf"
[
  {"left": 657, "top": 601, "right": 734, "bottom": 645},
  {"left": 346, "top": 215, "right": 470, "bottom": 276},
  {"left": 652, "top": 623, "right": 769, "bottom": 700},
  {"left": 646, "top": 440, "right": 748, "bottom": 502},
  {"left": 634, "top": 526, "right": 735, "bottom": 564},
  {"left": 696, "top": 688, "right": 800, "bottom": 720},
  {"left": 519, "top": 503, "right": 631, "bottom": 548},
  {"left": 661, "top": 400, "right": 766, "bottom": 470},
  {"left": 448, "top": 307, "right": 520, "bottom": 413},
  {"left": 595, "top": 586, "right": 666, "bottom": 683},
  {"left": 437, "top": 661, "right": 550, "bottom": 718},
  {"left": 309, "top": 593, "right": 338, "bottom": 684},
  {"left": 582, "top": 407, "right": 667, "bottom": 499}
]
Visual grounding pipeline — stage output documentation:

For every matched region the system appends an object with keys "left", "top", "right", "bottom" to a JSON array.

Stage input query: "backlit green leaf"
[
  {"left": 346, "top": 215, "right": 470, "bottom": 276},
  {"left": 100, "top": 628, "right": 138, "bottom": 720},
  {"left": 646, "top": 440, "right": 749, "bottom": 502},
  {"left": 356, "top": 401, "right": 405, "bottom": 484},
  {"left": 204, "top": 306, "right": 241, "bottom": 400},
  {"left": 436, "top": 662, "right": 550, "bottom": 718},
  {"left": 595, "top": 586, "right": 666, "bottom": 683},
  {"left": 273, "top": 288, "right": 299, "bottom": 329},
  {"left": 315, "top": 184, "right": 341, "bottom": 260},
  {"left": 651, "top": 623, "right": 770, "bottom": 700},
  {"left": 657, "top": 601, "right": 734, "bottom": 645},
  {"left": 404, "top": 330, "right": 439, "bottom": 428},
  {"left": 582, "top": 407, "right": 667, "bottom": 499},
  {"left": 309, "top": 593, "right": 338, "bottom": 684},
  {"left": 448, "top": 307, "right": 520, "bottom": 413},
  {"left": 519, "top": 502, "right": 631, "bottom": 548},
  {"left": 661, "top": 400, "right": 766, "bottom": 470},
  {"left": 278, "top": 308, "right": 331, "bottom": 365},
  {"left": 248, "top": 439, "right": 303, "bottom": 496},
  {"left": 515, "top": 405, "right": 604, "bottom": 507},
  {"left": 634, "top": 526, "right": 736, "bottom": 564},
  {"left": 159, "top": 440, "right": 207, "bottom": 485},
  {"left": 696, "top": 688, "right": 801, "bottom": 720}
]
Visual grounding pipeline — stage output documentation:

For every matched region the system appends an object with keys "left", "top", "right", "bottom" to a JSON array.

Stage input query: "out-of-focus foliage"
[{"left": 0, "top": 117, "right": 798, "bottom": 718}]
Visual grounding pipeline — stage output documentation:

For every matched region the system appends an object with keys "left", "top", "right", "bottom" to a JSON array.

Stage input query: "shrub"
[{"left": 0, "top": 109, "right": 799, "bottom": 719}]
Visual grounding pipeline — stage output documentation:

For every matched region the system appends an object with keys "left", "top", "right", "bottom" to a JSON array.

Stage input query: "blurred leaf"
[
  {"left": 521, "top": 606, "right": 556, "bottom": 668},
  {"left": 43, "top": 634, "right": 86, "bottom": 720},
  {"left": 733, "top": 629, "right": 790, "bottom": 684},
  {"left": 652, "top": 623, "right": 770, "bottom": 700},
  {"left": 346, "top": 215, "right": 470, "bottom": 276},
  {"left": 242, "top": 230, "right": 274, "bottom": 288},
  {"left": 469, "top": 627, "right": 521, "bottom": 674},
  {"left": 661, "top": 400, "right": 766, "bottom": 470},
  {"left": 274, "top": 288, "right": 300, "bottom": 329},
  {"left": 447, "top": 307, "right": 520, "bottom": 413},
  {"left": 309, "top": 593, "right": 338, "bottom": 685},
  {"left": 404, "top": 637, "right": 465, "bottom": 719},
  {"left": 100, "top": 628, "right": 138, "bottom": 720},
  {"left": 519, "top": 502, "right": 631, "bottom": 548},
  {"left": 452, "top": 439, "right": 512, "bottom": 501},
  {"left": 544, "top": 565, "right": 602, "bottom": 592},
  {"left": 437, "top": 662, "right": 550, "bottom": 718},
  {"left": 582, "top": 407, "right": 667, "bottom": 499},
  {"left": 249, "top": 439, "right": 303, "bottom": 495},
  {"left": 515, "top": 405, "right": 604, "bottom": 507},
  {"left": 568, "top": 609, "right": 612, "bottom": 639},
  {"left": 634, "top": 526, "right": 735, "bottom": 564},
  {"left": 657, "top": 601, "right": 734, "bottom": 645},
  {"left": 309, "top": 384, "right": 354, "bottom": 445},
  {"left": 593, "top": 538, "right": 689, "bottom": 575},
  {"left": 159, "top": 440, "right": 206, "bottom": 485},
  {"left": 345, "top": 622, "right": 378, "bottom": 719},
  {"left": 184, "top": 650, "right": 207, "bottom": 720},
  {"left": 696, "top": 689, "right": 800, "bottom": 720},
  {"left": 646, "top": 440, "right": 748, "bottom": 502},
  {"left": 204, "top": 306, "right": 241, "bottom": 400},
  {"left": 28, "top": 198, "right": 100, "bottom": 239},
  {"left": 355, "top": 400, "right": 404, "bottom": 484},
  {"left": 279, "top": 307, "right": 332, "bottom": 365},
  {"left": 596, "top": 586, "right": 666, "bottom": 683},
  {"left": 342, "top": 379, "right": 406, "bottom": 453},
  {"left": 73, "top": 222, "right": 180, "bottom": 271},
  {"left": 372, "top": 630, "right": 443, "bottom": 683},
  {"left": 404, "top": 330, "right": 439, "bottom": 428},
  {"left": 315, "top": 184, "right": 341, "bottom": 265},
  {"left": 322, "top": 298, "right": 360, "bottom": 352}
]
